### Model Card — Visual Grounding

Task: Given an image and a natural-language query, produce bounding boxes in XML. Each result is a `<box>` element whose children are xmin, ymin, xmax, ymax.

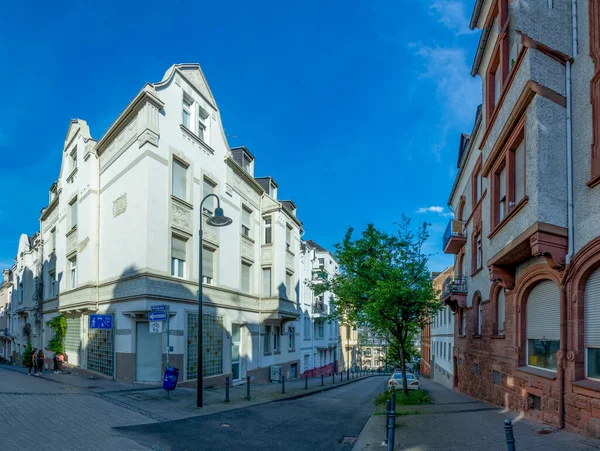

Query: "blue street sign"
<box><xmin>148</xmin><ymin>311</ymin><xmax>167</xmax><ymax>321</ymax></box>
<box><xmin>151</xmin><ymin>305</ymin><xmax>168</xmax><ymax>312</ymax></box>
<box><xmin>89</xmin><ymin>315</ymin><xmax>112</xmax><ymax>329</ymax></box>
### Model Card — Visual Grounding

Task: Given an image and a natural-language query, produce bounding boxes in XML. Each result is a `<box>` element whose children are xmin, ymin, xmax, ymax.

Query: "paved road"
<box><xmin>116</xmin><ymin>376</ymin><xmax>387</xmax><ymax>451</ymax></box>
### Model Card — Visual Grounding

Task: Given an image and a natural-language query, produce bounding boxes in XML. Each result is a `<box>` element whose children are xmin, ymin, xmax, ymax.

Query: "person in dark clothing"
<box><xmin>36</xmin><ymin>350</ymin><xmax>45</xmax><ymax>376</ymax></box>
<box><xmin>28</xmin><ymin>348</ymin><xmax>37</xmax><ymax>375</ymax></box>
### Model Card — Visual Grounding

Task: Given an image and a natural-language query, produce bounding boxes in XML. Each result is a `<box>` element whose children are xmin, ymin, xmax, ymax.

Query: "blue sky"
<box><xmin>0</xmin><ymin>0</ymin><xmax>481</xmax><ymax>272</ymax></box>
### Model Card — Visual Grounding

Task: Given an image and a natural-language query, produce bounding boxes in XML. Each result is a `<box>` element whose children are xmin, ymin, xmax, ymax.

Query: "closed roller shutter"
<box><xmin>526</xmin><ymin>280</ymin><xmax>560</xmax><ymax>341</ymax></box>
<box><xmin>585</xmin><ymin>269</ymin><xmax>600</xmax><ymax>347</ymax></box>
<box><xmin>65</xmin><ymin>317</ymin><xmax>81</xmax><ymax>353</ymax></box>
<box><xmin>498</xmin><ymin>289</ymin><xmax>506</xmax><ymax>334</ymax></box>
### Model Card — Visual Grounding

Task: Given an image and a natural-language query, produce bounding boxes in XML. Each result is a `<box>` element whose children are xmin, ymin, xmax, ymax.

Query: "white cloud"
<box><xmin>429</xmin><ymin>0</ymin><xmax>476</xmax><ymax>36</ymax></box>
<box><xmin>417</xmin><ymin>206</ymin><xmax>454</xmax><ymax>217</ymax></box>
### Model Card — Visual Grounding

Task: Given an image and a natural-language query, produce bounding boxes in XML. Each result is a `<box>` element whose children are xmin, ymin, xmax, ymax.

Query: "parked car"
<box><xmin>388</xmin><ymin>372</ymin><xmax>420</xmax><ymax>390</ymax></box>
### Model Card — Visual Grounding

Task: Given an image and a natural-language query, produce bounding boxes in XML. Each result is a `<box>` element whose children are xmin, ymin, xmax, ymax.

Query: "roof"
<box><xmin>470</xmin><ymin>0</ymin><xmax>484</xmax><ymax>30</ymax></box>
<box><xmin>305</xmin><ymin>240</ymin><xmax>327</xmax><ymax>253</ymax></box>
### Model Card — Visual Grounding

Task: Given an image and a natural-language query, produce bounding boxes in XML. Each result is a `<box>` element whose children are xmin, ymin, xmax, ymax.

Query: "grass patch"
<box><xmin>374</xmin><ymin>389</ymin><xmax>431</xmax><ymax>407</ymax></box>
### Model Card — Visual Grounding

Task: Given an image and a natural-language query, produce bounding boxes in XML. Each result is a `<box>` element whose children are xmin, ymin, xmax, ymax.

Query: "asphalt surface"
<box><xmin>115</xmin><ymin>376</ymin><xmax>387</xmax><ymax>451</ymax></box>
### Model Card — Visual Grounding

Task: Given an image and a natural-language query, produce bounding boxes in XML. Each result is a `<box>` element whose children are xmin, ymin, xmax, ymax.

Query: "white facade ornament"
<box><xmin>100</xmin><ymin>117</ymin><xmax>138</xmax><ymax>168</ymax></box>
<box><xmin>112</xmin><ymin>194</ymin><xmax>128</xmax><ymax>217</ymax></box>
<box><xmin>172</xmin><ymin>203</ymin><xmax>192</xmax><ymax>232</ymax></box>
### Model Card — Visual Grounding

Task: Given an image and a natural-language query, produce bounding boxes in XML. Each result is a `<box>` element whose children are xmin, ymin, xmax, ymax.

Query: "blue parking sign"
<box><xmin>89</xmin><ymin>315</ymin><xmax>112</xmax><ymax>329</ymax></box>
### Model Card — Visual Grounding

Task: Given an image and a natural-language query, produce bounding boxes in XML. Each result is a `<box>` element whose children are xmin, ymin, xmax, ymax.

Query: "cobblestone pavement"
<box><xmin>0</xmin><ymin>366</ymin><xmax>154</xmax><ymax>450</ymax></box>
<box><xmin>354</xmin><ymin>377</ymin><xmax>600</xmax><ymax>450</ymax></box>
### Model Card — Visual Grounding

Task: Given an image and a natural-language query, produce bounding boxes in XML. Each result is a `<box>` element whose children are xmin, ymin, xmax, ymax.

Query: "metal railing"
<box><xmin>312</xmin><ymin>302</ymin><xmax>328</xmax><ymax>315</ymax></box>
<box><xmin>442</xmin><ymin>219</ymin><xmax>465</xmax><ymax>250</ymax></box>
<box><xmin>441</xmin><ymin>276</ymin><xmax>467</xmax><ymax>299</ymax></box>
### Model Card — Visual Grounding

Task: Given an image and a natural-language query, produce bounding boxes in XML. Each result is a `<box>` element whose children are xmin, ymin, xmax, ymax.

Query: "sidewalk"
<box><xmin>0</xmin><ymin>362</ymin><xmax>379</xmax><ymax>422</ymax></box>
<box><xmin>353</xmin><ymin>377</ymin><xmax>600</xmax><ymax>450</ymax></box>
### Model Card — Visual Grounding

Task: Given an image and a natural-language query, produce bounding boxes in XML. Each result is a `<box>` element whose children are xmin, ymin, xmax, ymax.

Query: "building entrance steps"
<box><xmin>353</xmin><ymin>378</ymin><xmax>600</xmax><ymax>450</ymax></box>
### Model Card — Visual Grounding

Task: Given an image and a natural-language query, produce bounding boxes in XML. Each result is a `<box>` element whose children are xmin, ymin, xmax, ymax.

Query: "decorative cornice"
<box><xmin>40</xmin><ymin>197</ymin><xmax>59</xmax><ymax>222</ymax></box>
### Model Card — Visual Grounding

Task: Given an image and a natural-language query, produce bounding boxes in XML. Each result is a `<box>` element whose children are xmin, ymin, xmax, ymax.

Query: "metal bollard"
<box><xmin>341</xmin><ymin>371</ymin><xmax>344</xmax><ymax>382</ymax></box>
<box><xmin>321</xmin><ymin>374</ymin><xmax>324</xmax><ymax>386</ymax></box>
<box><xmin>304</xmin><ymin>376</ymin><xmax>308</xmax><ymax>390</ymax></box>
<box><xmin>388</xmin><ymin>389</ymin><xmax>396</xmax><ymax>451</ymax></box>
<box><xmin>246</xmin><ymin>375</ymin><xmax>251</xmax><ymax>400</ymax></box>
<box><xmin>225</xmin><ymin>376</ymin><xmax>230</xmax><ymax>403</ymax></box>
<box><xmin>332</xmin><ymin>372</ymin><xmax>335</xmax><ymax>384</ymax></box>
<box><xmin>281</xmin><ymin>376</ymin><xmax>285</xmax><ymax>394</ymax></box>
<box><xmin>347</xmin><ymin>368</ymin><xmax>350</xmax><ymax>380</ymax></box>
<box><xmin>504</xmin><ymin>419</ymin><xmax>516</xmax><ymax>451</ymax></box>
<box><xmin>385</xmin><ymin>400</ymin><xmax>391</xmax><ymax>444</ymax></box>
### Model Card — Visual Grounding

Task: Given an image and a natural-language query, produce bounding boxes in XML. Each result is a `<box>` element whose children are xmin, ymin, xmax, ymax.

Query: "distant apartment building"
<box><xmin>430</xmin><ymin>267</ymin><xmax>454</xmax><ymax>388</ymax></box>
<box><xmin>1</xmin><ymin>63</ymin><xmax>339</xmax><ymax>385</ymax></box>
<box><xmin>441</xmin><ymin>1</ymin><xmax>600</xmax><ymax>438</ymax></box>
<box><xmin>0</xmin><ymin>269</ymin><xmax>13</xmax><ymax>361</ymax></box>
<box><xmin>359</xmin><ymin>328</ymin><xmax>387</xmax><ymax>370</ymax></box>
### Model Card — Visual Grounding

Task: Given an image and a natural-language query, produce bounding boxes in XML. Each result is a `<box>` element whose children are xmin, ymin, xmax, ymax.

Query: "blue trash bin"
<box><xmin>163</xmin><ymin>367</ymin><xmax>179</xmax><ymax>391</ymax></box>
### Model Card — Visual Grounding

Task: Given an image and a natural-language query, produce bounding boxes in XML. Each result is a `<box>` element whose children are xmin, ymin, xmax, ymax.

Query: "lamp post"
<box><xmin>197</xmin><ymin>194</ymin><xmax>232</xmax><ymax>408</ymax></box>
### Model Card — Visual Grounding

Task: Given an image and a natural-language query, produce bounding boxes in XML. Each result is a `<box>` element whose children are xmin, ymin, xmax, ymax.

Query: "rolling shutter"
<box><xmin>65</xmin><ymin>317</ymin><xmax>81</xmax><ymax>353</ymax></box>
<box><xmin>172</xmin><ymin>237</ymin><xmax>186</xmax><ymax>261</ymax></box>
<box><xmin>203</xmin><ymin>248</ymin><xmax>214</xmax><ymax>278</ymax></box>
<box><xmin>526</xmin><ymin>280</ymin><xmax>560</xmax><ymax>341</ymax></box>
<box><xmin>497</xmin><ymin>290</ymin><xmax>506</xmax><ymax>334</ymax></box>
<box><xmin>514</xmin><ymin>140</ymin><xmax>525</xmax><ymax>203</ymax></box>
<box><xmin>585</xmin><ymin>269</ymin><xmax>600</xmax><ymax>347</ymax></box>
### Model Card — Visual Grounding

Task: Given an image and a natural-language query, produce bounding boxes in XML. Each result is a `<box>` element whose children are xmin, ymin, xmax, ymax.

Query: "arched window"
<box><xmin>497</xmin><ymin>289</ymin><xmax>505</xmax><ymax>335</ymax></box>
<box><xmin>472</xmin><ymin>292</ymin><xmax>482</xmax><ymax>336</ymax></box>
<box><xmin>526</xmin><ymin>280</ymin><xmax>560</xmax><ymax>371</ymax></box>
<box><xmin>457</xmin><ymin>196</ymin><xmax>466</xmax><ymax>222</ymax></box>
<box><xmin>460</xmin><ymin>309</ymin><xmax>467</xmax><ymax>336</ymax></box>
<box><xmin>478</xmin><ymin>302</ymin><xmax>483</xmax><ymax>335</ymax></box>
<box><xmin>584</xmin><ymin>268</ymin><xmax>600</xmax><ymax>379</ymax></box>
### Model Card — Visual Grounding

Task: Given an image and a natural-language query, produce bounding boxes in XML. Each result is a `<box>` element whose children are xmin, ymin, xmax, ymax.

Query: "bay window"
<box><xmin>584</xmin><ymin>268</ymin><xmax>600</xmax><ymax>379</ymax></box>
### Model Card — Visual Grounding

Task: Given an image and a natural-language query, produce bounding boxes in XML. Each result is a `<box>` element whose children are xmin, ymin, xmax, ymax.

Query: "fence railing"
<box><xmin>441</xmin><ymin>276</ymin><xmax>467</xmax><ymax>299</ymax></box>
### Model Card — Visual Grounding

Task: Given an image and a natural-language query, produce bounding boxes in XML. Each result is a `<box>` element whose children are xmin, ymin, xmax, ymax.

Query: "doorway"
<box><xmin>136</xmin><ymin>321</ymin><xmax>161</xmax><ymax>382</ymax></box>
<box><xmin>231</xmin><ymin>324</ymin><xmax>241</xmax><ymax>381</ymax></box>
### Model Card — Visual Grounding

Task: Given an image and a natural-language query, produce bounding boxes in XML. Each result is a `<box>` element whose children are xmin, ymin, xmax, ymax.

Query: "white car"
<box><xmin>388</xmin><ymin>372</ymin><xmax>420</xmax><ymax>390</ymax></box>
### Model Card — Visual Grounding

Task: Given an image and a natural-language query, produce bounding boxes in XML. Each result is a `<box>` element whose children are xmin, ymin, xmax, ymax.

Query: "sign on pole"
<box><xmin>151</xmin><ymin>305</ymin><xmax>168</xmax><ymax>312</ymax></box>
<box><xmin>148</xmin><ymin>311</ymin><xmax>167</xmax><ymax>321</ymax></box>
<box><xmin>150</xmin><ymin>321</ymin><xmax>163</xmax><ymax>334</ymax></box>
<box><xmin>89</xmin><ymin>315</ymin><xmax>112</xmax><ymax>329</ymax></box>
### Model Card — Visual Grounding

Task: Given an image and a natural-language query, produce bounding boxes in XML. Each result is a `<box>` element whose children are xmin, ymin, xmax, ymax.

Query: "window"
<box><xmin>241</xmin><ymin>262</ymin><xmax>251</xmax><ymax>294</ymax></box>
<box><xmin>182</xmin><ymin>97</ymin><xmax>192</xmax><ymax>129</ymax></box>
<box><xmin>584</xmin><ymin>269</ymin><xmax>600</xmax><ymax>379</ymax></box>
<box><xmin>171</xmin><ymin>236</ymin><xmax>187</xmax><ymax>278</ymax></box>
<box><xmin>19</xmin><ymin>282</ymin><xmax>23</xmax><ymax>303</ymax></box>
<box><xmin>197</xmin><ymin>108</ymin><xmax>207</xmax><ymax>141</ymax></box>
<box><xmin>69</xmin><ymin>257</ymin><xmax>77</xmax><ymax>289</ymax></box>
<box><xmin>493</xmin><ymin>370</ymin><xmax>501</xmax><ymax>385</ymax></box>
<box><xmin>472</xmin><ymin>159</ymin><xmax>483</xmax><ymax>205</ymax></box>
<box><xmin>242</xmin><ymin>207</ymin><xmax>251</xmax><ymax>237</ymax></box>
<box><xmin>202</xmin><ymin>246</ymin><xmax>214</xmax><ymax>285</ymax></box>
<box><xmin>286</xmin><ymin>272</ymin><xmax>293</xmax><ymax>299</ymax></box>
<box><xmin>286</xmin><ymin>225</ymin><xmax>292</xmax><ymax>250</ymax></box>
<box><xmin>497</xmin><ymin>289</ymin><xmax>506</xmax><ymax>335</ymax></box>
<box><xmin>304</xmin><ymin>315</ymin><xmax>312</xmax><ymax>340</ymax></box>
<box><xmin>304</xmin><ymin>354</ymin><xmax>309</xmax><ymax>370</ymax></box>
<box><xmin>514</xmin><ymin>139</ymin><xmax>525</xmax><ymax>204</ymax></box>
<box><xmin>70</xmin><ymin>147</ymin><xmax>77</xmax><ymax>171</ymax></box>
<box><xmin>262</xmin><ymin>268</ymin><xmax>271</xmax><ymax>297</ymax></box>
<box><xmin>70</xmin><ymin>198</ymin><xmax>78</xmax><ymax>230</ymax></box>
<box><xmin>203</xmin><ymin>179</ymin><xmax>215</xmax><ymax>213</ymax></box>
<box><xmin>273</xmin><ymin>326</ymin><xmax>280</xmax><ymax>352</ymax></box>
<box><xmin>476</xmin><ymin>234</ymin><xmax>482</xmax><ymax>270</ymax></box>
<box><xmin>318</xmin><ymin>258</ymin><xmax>325</xmax><ymax>269</ymax></box>
<box><xmin>484</xmin><ymin>0</ymin><xmax>509</xmax><ymax>124</ymax></box>
<box><xmin>50</xmin><ymin>228</ymin><xmax>56</xmax><ymax>252</ymax></box>
<box><xmin>448</xmin><ymin>307</ymin><xmax>452</xmax><ymax>324</ymax></box>
<box><xmin>318</xmin><ymin>321</ymin><xmax>324</xmax><ymax>338</ymax></box>
<box><xmin>443</xmin><ymin>342</ymin><xmax>446</xmax><ymax>360</ymax></box>
<box><xmin>264</xmin><ymin>325</ymin><xmax>271</xmax><ymax>354</ymax></box>
<box><xmin>448</xmin><ymin>343</ymin><xmax>452</xmax><ymax>361</ymax></box>
<box><xmin>242</xmin><ymin>154</ymin><xmax>251</xmax><ymax>174</ymax></box>
<box><xmin>526</xmin><ymin>280</ymin><xmax>560</xmax><ymax>371</ymax></box>
<box><xmin>477</xmin><ymin>302</ymin><xmax>483</xmax><ymax>335</ymax></box>
<box><xmin>172</xmin><ymin>159</ymin><xmax>187</xmax><ymax>201</ymax></box>
<box><xmin>498</xmin><ymin>166</ymin><xmax>507</xmax><ymax>221</ymax></box>
<box><xmin>288</xmin><ymin>326</ymin><xmax>295</xmax><ymax>351</ymax></box>
<box><xmin>474</xmin><ymin>363</ymin><xmax>479</xmax><ymax>375</ymax></box>
<box><xmin>263</xmin><ymin>217</ymin><xmax>272</xmax><ymax>244</ymax></box>
<box><xmin>49</xmin><ymin>270</ymin><xmax>56</xmax><ymax>298</ymax></box>
<box><xmin>461</xmin><ymin>309</ymin><xmax>467</xmax><ymax>336</ymax></box>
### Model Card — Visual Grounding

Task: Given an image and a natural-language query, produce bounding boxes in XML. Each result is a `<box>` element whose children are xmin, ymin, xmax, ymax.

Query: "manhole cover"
<box><xmin>339</xmin><ymin>437</ymin><xmax>357</xmax><ymax>444</ymax></box>
<box><xmin>220</xmin><ymin>423</ymin><xmax>231</xmax><ymax>428</ymax></box>
<box><xmin>536</xmin><ymin>427</ymin><xmax>553</xmax><ymax>435</ymax></box>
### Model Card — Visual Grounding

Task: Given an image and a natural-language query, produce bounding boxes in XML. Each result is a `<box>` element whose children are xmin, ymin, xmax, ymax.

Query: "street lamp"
<box><xmin>197</xmin><ymin>194</ymin><xmax>232</xmax><ymax>408</ymax></box>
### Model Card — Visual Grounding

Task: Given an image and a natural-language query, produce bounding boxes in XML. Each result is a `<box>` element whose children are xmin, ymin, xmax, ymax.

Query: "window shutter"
<box><xmin>241</xmin><ymin>263</ymin><xmax>250</xmax><ymax>293</ymax></box>
<box><xmin>172</xmin><ymin>237</ymin><xmax>186</xmax><ymax>261</ymax></box>
<box><xmin>497</xmin><ymin>289</ymin><xmax>506</xmax><ymax>334</ymax></box>
<box><xmin>203</xmin><ymin>248</ymin><xmax>213</xmax><ymax>278</ymax></box>
<box><xmin>203</xmin><ymin>180</ymin><xmax>214</xmax><ymax>211</ymax></box>
<box><xmin>242</xmin><ymin>209</ymin><xmax>251</xmax><ymax>229</ymax></box>
<box><xmin>526</xmin><ymin>280</ymin><xmax>560</xmax><ymax>341</ymax></box>
<box><xmin>262</xmin><ymin>268</ymin><xmax>271</xmax><ymax>297</ymax></box>
<box><xmin>172</xmin><ymin>160</ymin><xmax>187</xmax><ymax>200</ymax></box>
<box><xmin>514</xmin><ymin>140</ymin><xmax>525</xmax><ymax>203</ymax></box>
<box><xmin>585</xmin><ymin>268</ymin><xmax>600</xmax><ymax>347</ymax></box>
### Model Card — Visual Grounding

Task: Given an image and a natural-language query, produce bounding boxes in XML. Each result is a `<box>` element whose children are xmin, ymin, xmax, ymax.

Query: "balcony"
<box><xmin>443</xmin><ymin>220</ymin><xmax>466</xmax><ymax>254</ymax></box>
<box><xmin>312</xmin><ymin>302</ymin><xmax>328</xmax><ymax>317</ymax></box>
<box><xmin>311</xmin><ymin>269</ymin><xmax>328</xmax><ymax>281</ymax></box>
<box><xmin>440</xmin><ymin>276</ymin><xmax>467</xmax><ymax>313</ymax></box>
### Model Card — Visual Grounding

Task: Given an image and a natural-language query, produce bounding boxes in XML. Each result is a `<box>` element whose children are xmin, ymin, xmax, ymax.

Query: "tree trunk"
<box><xmin>399</xmin><ymin>341</ymin><xmax>408</xmax><ymax>396</ymax></box>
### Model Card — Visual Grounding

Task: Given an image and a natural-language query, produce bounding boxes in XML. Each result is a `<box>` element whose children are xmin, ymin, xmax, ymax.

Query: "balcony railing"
<box><xmin>441</xmin><ymin>276</ymin><xmax>467</xmax><ymax>299</ymax></box>
<box><xmin>311</xmin><ymin>269</ymin><xmax>328</xmax><ymax>281</ymax></box>
<box><xmin>312</xmin><ymin>302</ymin><xmax>328</xmax><ymax>315</ymax></box>
<box><xmin>443</xmin><ymin>219</ymin><xmax>466</xmax><ymax>254</ymax></box>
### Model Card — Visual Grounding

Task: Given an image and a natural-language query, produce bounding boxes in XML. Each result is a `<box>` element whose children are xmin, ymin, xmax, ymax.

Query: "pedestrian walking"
<box><xmin>36</xmin><ymin>349</ymin><xmax>45</xmax><ymax>376</ymax></box>
<box><xmin>28</xmin><ymin>348</ymin><xmax>37</xmax><ymax>375</ymax></box>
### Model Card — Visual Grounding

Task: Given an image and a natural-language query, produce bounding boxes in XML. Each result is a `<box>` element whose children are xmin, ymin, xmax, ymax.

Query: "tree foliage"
<box><xmin>309</xmin><ymin>216</ymin><xmax>440</xmax><ymax>394</ymax></box>
<box><xmin>46</xmin><ymin>315</ymin><xmax>67</xmax><ymax>355</ymax></box>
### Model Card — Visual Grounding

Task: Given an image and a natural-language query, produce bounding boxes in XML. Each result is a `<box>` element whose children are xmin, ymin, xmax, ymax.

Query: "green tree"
<box><xmin>46</xmin><ymin>315</ymin><xmax>67</xmax><ymax>355</ymax></box>
<box><xmin>310</xmin><ymin>216</ymin><xmax>440</xmax><ymax>395</ymax></box>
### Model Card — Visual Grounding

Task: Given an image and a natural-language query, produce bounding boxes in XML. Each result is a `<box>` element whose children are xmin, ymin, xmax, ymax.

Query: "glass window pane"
<box><xmin>203</xmin><ymin>180</ymin><xmax>215</xmax><ymax>212</ymax></box>
<box><xmin>71</xmin><ymin>201</ymin><xmax>78</xmax><ymax>228</ymax></box>
<box><xmin>172</xmin><ymin>160</ymin><xmax>187</xmax><ymax>200</ymax></box>
<box><xmin>241</xmin><ymin>263</ymin><xmax>250</xmax><ymax>293</ymax></box>
<box><xmin>528</xmin><ymin>339</ymin><xmax>559</xmax><ymax>370</ymax></box>
<box><xmin>203</xmin><ymin>248</ymin><xmax>214</xmax><ymax>278</ymax></box>
<box><xmin>172</xmin><ymin>236</ymin><xmax>186</xmax><ymax>261</ymax></box>
<box><xmin>588</xmin><ymin>348</ymin><xmax>600</xmax><ymax>379</ymax></box>
<box><xmin>232</xmin><ymin>325</ymin><xmax>241</xmax><ymax>343</ymax></box>
<box><xmin>262</xmin><ymin>268</ymin><xmax>271</xmax><ymax>297</ymax></box>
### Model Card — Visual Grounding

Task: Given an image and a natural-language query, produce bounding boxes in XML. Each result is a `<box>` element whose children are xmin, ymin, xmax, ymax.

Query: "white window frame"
<box><xmin>182</xmin><ymin>96</ymin><xmax>192</xmax><ymax>130</ymax></box>
<box><xmin>171</xmin><ymin>235</ymin><xmax>187</xmax><ymax>279</ymax></box>
<box><xmin>203</xmin><ymin>178</ymin><xmax>216</xmax><ymax>214</ymax></box>
<box><xmin>202</xmin><ymin>246</ymin><xmax>215</xmax><ymax>285</ymax></box>
<box><xmin>70</xmin><ymin>146</ymin><xmax>78</xmax><ymax>172</ymax></box>
<box><xmin>242</xmin><ymin>206</ymin><xmax>252</xmax><ymax>237</ymax></box>
<box><xmin>69</xmin><ymin>257</ymin><xmax>77</xmax><ymax>289</ymax></box>
<box><xmin>197</xmin><ymin>106</ymin><xmax>208</xmax><ymax>141</ymax></box>
<box><xmin>262</xmin><ymin>267</ymin><xmax>272</xmax><ymax>297</ymax></box>
<box><xmin>241</xmin><ymin>261</ymin><xmax>252</xmax><ymax>294</ymax></box>
<box><xmin>172</xmin><ymin>158</ymin><xmax>188</xmax><ymax>201</ymax></box>
<box><xmin>69</xmin><ymin>198</ymin><xmax>78</xmax><ymax>230</ymax></box>
<box><xmin>286</xmin><ymin>224</ymin><xmax>292</xmax><ymax>250</ymax></box>
<box><xmin>288</xmin><ymin>326</ymin><xmax>295</xmax><ymax>351</ymax></box>
<box><xmin>263</xmin><ymin>216</ymin><xmax>272</xmax><ymax>244</ymax></box>
<box><xmin>273</xmin><ymin>326</ymin><xmax>280</xmax><ymax>352</ymax></box>
<box><xmin>49</xmin><ymin>270</ymin><xmax>56</xmax><ymax>298</ymax></box>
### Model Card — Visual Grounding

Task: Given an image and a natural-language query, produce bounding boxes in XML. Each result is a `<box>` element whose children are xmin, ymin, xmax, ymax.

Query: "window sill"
<box><xmin>273</xmin><ymin>351</ymin><xmax>281</xmax><ymax>355</ymax></box>
<box><xmin>491</xmin><ymin>334</ymin><xmax>505</xmax><ymax>339</ymax></box>
<box><xmin>66</xmin><ymin>167</ymin><xmax>78</xmax><ymax>183</ymax></box>
<box><xmin>573</xmin><ymin>379</ymin><xmax>600</xmax><ymax>393</ymax></box>
<box><xmin>472</xmin><ymin>334</ymin><xmax>482</xmax><ymax>339</ymax></box>
<box><xmin>488</xmin><ymin>196</ymin><xmax>529</xmax><ymax>240</ymax></box>
<box><xmin>471</xmin><ymin>267</ymin><xmax>483</xmax><ymax>277</ymax></box>
<box><xmin>264</xmin><ymin>352</ymin><xmax>272</xmax><ymax>356</ymax></box>
<box><xmin>241</xmin><ymin>234</ymin><xmax>255</xmax><ymax>244</ymax></box>
<box><xmin>288</xmin><ymin>348</ymin><xmax>295</xmax><ymax>352</ymax></box>
<box><xmin>171</xmin><ymin>195</ymin><xmax>193</xmax><ymax>209</ymax></box>
<box><xmin>180</xmin><ymin>125</ymin><xmax>214</xmax><ymax>154</ymax></box>
<box><xmin>516</xmin><ymin>366</ymin><xmax>557</xmax><ymax>380</ymax></box>
<box><xmin>588</xmin><ymin>174</ymin><xmax>600</xmax><ymax>189</ymax></box>
<box><xmin>458</xmin><ymin>335</ymin><xmax>466</xmax><ymax>338</ymax></box>
<box><xmin>286</xmin><ymin>249</ymin><xmax>295</xmax><ymax>257</ymax></box>
<box><xmin>65</xmin><ymin>226</ymin><xmax>78</xmax><ymax>238</ymax></box>
<box><xmin>261</xmin><ymin>243</ymin><xmax>273</xmax><ymax>247</ymax></box>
